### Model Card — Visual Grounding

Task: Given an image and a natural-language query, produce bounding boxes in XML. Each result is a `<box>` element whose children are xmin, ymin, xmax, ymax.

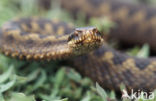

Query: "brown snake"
<box><xmin>0</xmin><ymin>0</ymin><xmax>156</xmax><ymax>91</ymax></box>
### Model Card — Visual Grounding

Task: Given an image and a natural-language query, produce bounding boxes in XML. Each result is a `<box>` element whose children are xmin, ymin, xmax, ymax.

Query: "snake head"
<box><xmin>68</xmin><ymin>26</ymin><xmax>104</xmax><ymax>55</ymax></box>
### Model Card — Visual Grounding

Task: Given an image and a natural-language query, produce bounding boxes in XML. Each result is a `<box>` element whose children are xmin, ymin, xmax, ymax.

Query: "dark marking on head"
<box><xmin>134</xmin><ymin>58</ymin><xmax>151</xmax><ymax>70</ymax></box>
<box><xmin>68</xmin><ymin>33</ymin><xmax>75</xmax><ymax>42</ymax></box>
<box><xmin>64</xmin><ymin>27</ymin><xmax>74</xmax><ymax>35</ymax></box>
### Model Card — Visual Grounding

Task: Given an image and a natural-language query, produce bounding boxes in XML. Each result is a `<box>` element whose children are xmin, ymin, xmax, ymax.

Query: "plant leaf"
<box><xmin>137</xmin><ymin>44</ymin><xmax>150</xmax><ymax>58</ymax></box>
<box><xmin>0</xmin><ymin>75</ymin><xmax>16</xmax><ymax>93</ymax></box>
<box><xmin>10</xmin><ymin>93</ymin><xmax>35</xmax><ymax>101</ymax></box>
<box><xmin>0</xmin><ymin>65</ymin><xmax>14</xmax><ymax>84</ymax></box>
<box><xmin>96</xmin><ymin>82</ymin><xmax>107</xmax><ymax>101</ymax></box>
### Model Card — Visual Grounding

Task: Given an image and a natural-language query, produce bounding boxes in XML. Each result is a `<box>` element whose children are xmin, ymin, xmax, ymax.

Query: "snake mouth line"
<box><xmin>72</xmin><ymin>34</ymin><xmax>103</xmax><ymax>44</ymax></box>
<box><xmin>68</xmin><ymin>26</ymin><xmax>103</xmax><ymax>46</ymax></box>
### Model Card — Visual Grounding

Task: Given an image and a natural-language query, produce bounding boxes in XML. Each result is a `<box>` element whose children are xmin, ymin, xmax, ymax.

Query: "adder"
<box><xmin>0</xmin><ymin>0</ymin><xmax>156</xmax><ymax>91</ymax></box>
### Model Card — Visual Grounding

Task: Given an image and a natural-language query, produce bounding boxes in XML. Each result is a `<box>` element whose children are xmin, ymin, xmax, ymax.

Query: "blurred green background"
<box><xmin>0</xmin><ymin>0</ymin><xmax>156</xmax><ymax>101</ymax></box>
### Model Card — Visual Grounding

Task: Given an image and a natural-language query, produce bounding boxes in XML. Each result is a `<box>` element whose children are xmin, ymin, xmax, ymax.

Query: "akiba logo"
<box><xmin>122</xmin><ymin>89</ymin><xmax>155</xmax><ymax>100</ymax></box>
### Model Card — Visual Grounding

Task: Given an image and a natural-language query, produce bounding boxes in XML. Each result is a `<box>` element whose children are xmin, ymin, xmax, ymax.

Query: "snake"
<box><xmin>0</xmin><ymin>0</ymin><xmax>156</xmax><ymax>92</ymax></box>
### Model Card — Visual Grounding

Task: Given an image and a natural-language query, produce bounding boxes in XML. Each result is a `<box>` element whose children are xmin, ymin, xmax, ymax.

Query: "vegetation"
<box><xmin>0</xmin><ymin>0</ymin><xmax>155</xmax><ymax>101</ymax></box>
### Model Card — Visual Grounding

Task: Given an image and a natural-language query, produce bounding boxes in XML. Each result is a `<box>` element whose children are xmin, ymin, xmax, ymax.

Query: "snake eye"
<box><xmin>68</xmin><ymin>29</ymin><xmax>85</xmax><ymax>42</ymax></box>
<box><xmin>93</xmin><ymin>28</ymin><xmax>97</xmax><ymax>33</ymax></box>
<box><xmin>68</xmin><ymin>34</ymin><xmax>74</xmax><ymax>42</ymax></box>
<box><xmin>68</xmin><ymin>32</ymin><xmax>79</xmax><ymax>42</ymax></box>
<box><xmin>95</xmin><ymin>31</ymin><xmax>102</xmax><ymax>37</ymax></box>
<box><xmin>68</xmin><ymin>27</ymin><xmax>104</xmax><ymax>56</ymax></box>
<box><xmin>92</xmin><ymin>28</ymin><xmax>101</xmax><ymax>36</ymax></box>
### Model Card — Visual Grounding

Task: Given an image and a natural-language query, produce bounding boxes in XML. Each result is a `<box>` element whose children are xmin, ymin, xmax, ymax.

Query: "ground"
<box><xmin>0</xmin><ymin>0</ymin><xmax>156</xmax><ymax>101</ymax></box>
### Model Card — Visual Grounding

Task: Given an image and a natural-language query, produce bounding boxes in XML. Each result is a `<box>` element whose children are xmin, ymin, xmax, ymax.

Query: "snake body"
<box><xmin>0</xmin><ymin>18</ymin><xmax>103</xmax><ymax>60</ymax></box>
<box><xmin>61</xmin><ymin>0</ymin><xmax>156</xmax><ymax>50</ymax></box>
<box><xmin>0</xmin><ymin>0</ymin><xmax>156</xmax><ymax>91</ymax></box>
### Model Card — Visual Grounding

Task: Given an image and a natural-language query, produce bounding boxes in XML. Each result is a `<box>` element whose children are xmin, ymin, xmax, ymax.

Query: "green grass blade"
<box><xmin>0</xmin><ymin>65</ymin><xmax>14</xmax><ymax>84</ymax></box>
<box><xmin>0</xmin><ymin>75</ymin><xmax>16</xmax><ymax>93</ymax></box>
<box><xmin>96</xmin><ymin>82</ymin><xmax>108</xmax><ymax>101</ymax></box>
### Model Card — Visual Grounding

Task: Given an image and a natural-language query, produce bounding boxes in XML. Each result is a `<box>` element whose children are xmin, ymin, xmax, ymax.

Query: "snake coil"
<box><xmin>0</xmin><ymin>0</ymin><xmax>156</xmax><ymax>91</ymax></box>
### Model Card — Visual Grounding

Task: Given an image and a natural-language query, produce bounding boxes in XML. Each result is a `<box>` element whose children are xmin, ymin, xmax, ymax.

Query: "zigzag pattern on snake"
<box><xmin>0</xmin><ymin>0</ymin><xmax>156</xmax><ymax>91</ymax></box>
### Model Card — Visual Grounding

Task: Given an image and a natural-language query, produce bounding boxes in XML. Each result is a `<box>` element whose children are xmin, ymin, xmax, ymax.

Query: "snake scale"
<box><xmin>0</xmin><ymin>0</ymin><xmax>156</xmax><ymax>91</ymax></box>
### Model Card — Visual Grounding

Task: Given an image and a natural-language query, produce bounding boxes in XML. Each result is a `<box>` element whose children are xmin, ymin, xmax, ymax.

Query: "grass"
<box><xmin>0</xmin><ymin>0</ymin><xmax>155</xmax><ymax>101</ymax></box>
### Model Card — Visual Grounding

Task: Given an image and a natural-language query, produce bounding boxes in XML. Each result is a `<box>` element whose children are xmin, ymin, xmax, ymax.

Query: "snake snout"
<box><xmin>68</xmin><ymin>26</ymin><xmax>103</xmax><ymax>44</ymax></box>
<box><xmin>68</xmin><ymin>26</ymin><xmax>104</xmax><ymax>55</ymax></box>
